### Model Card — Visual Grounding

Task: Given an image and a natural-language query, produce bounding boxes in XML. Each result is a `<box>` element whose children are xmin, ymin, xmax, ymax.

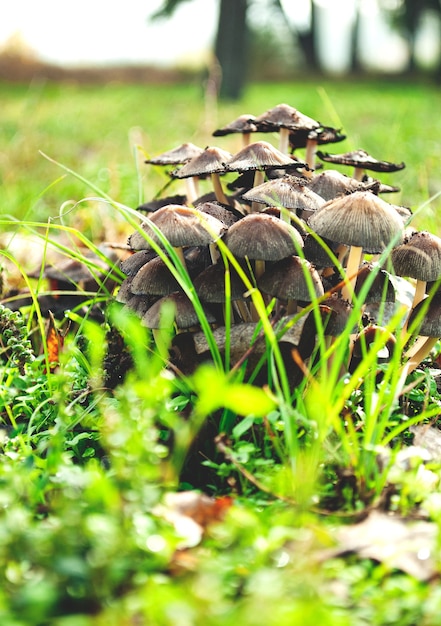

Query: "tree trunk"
<box><xmin>214</xmin><ymin>0</ymin><xmax>249</xmax><ymax>100</ymax></box>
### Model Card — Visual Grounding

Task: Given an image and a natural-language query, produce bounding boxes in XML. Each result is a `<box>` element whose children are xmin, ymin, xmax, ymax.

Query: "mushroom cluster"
<box><xmin>116</xmin><ymin>102</ymin><xmax>441</xmax><ymax>386</ymax></box>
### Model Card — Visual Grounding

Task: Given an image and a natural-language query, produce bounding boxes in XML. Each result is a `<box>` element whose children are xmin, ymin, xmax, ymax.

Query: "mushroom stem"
<box><xmin>211</xmin><ymin>173</ymin><xmax>229</xmax><ymax>205</ymax></box>
<box><xmin>411</xmin><ymin>279</ymin><xmax>427</xmax><ymax>309</ymax></box>
<box><xmin>353</xmin><ymin>166</ymin><xmax>365</xmax><ymax>181</ymax></box>
<box><xmin>234</xmin><ymin>300</ymin><xmax>252</xmax><ymax>323</ymax></box>
<box><xmin>304</xmin><ymin>138</ymin><xmax>318</xmax><ymax>176</ymax></box>
<box><xmin>342</xmin><ymin>245</ymin><xmax>363</xmax><ymax>301</ymax></box>
<box><xmin>251</xmin><ymin>170</ymin><xmax>265</xmax><ymax>213</ymax></box>
<box><xmin>279</xmin><ymin>128</ymin><xmax>290</xmax><ymax>154</ymax></box>
<box><xmin>401</xmin><ymin>280</ymin><xmax>427</xmax><ymax>340</ymax></box>
<box><xmin>185</xmin><ymin>176</ymin><xmax>199</xmax><ymax>204</ymax></box>
<box><xmin>400</xmin><ymin>336</ymin><xmax>439</xmax><ymax>377</ymax></box>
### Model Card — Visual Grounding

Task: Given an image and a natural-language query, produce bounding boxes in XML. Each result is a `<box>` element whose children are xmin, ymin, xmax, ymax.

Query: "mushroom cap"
<box><xmin>242</xmin><ymin>175</ymin><xmax>325</xmax><ymax>213</ymax></box>
<box><xmin>303</xmin><ymin>233</ymin><xmax>340</xmax><ymax>269</ymax></box>
<box><xmin>253</xmin><ymin>103</ymin><xmax>320</xmax><ymax>133</ymax></box>
<box><xmin>391</xmin><ymin>231</ymin><xmax>441</xmax><ymax>282</ymax></box>
<box><xmin>136</xmin><ymin>194</ymin><xmax>187</xmax><ymax>213</ymax></box>
<box><xmin>316</xmin><ymin>149</ymin><xmax>405</xmax><ymax>173</ymax></box>
<box><xmin>407</xmin><ymin>293</ymin><xmax>441</xmax><ymax>337</ymax></box>
<box><xmin>289</xmin><ymin>126</ymin><xmax>346</xmax><ymax>150</ymax></box>
<box><xmin>308</xmin><ymin>169</ymin><xmax>377</xmax><ymax>201</ymax></box>
<box><xmin>145</xmin><ymin>142</ymin><xmax>204</xmax><ymax>165</ymax></box>
<box><xmin>130</xmin><ymin>256</ymin><xmax>182</xmax><ymax>297</ymax></box>
<box><xmin>193</xmin><ymin>262</ymin><xmax>250</xmax><ymax>303</ymax></box>
<box><xmin>320</xmin><ymin>294</ymin><xmax>356</xmax><ymax>335</ymax></box>
<box><xmin>307</xmin><ymin>191</ymin><xmax>404</xmax><ymax>254</ymax></box>
<box><xmin>355</xmin><ymin>262</ymin><xmax>396</xmax><ymax>303</ymax></box>
<box><xmin>195</xmin><ymin>201</ymin><xmax>242</xmax><ymax>227</ymax></box>
<box><xmin>225</xmin><ymin>141</ymin><xmax>305</xmax><ymax>173</ymax></box>
<box><xmin>128</xmin><ymin>205</ymin><xmax>227</xmax><ymax>251</ymax></box>
<box><xmin>212</xmin><ymin>114</ymin><xmax>258</xmax><ymax>137</ymax></box>
<box><xmin>172</xmin><ymin>146</ymin><xmax>233</xmax><ymax>178</ymax></box>
<box><xmin>258</xmin><ymin>255</ymin><xmax>324</xmax><ymax>302</ymax></box>
<box><xmin>142</xmin><ymin>291</ymin><xmax>215</xmax><ymax>329</ymax></box>
<box><xmin>225</xmin><ymin>213</ymin><xmax>304</xmax><ymax>261</ymax></box>
<box><xmin>119</xmin><ymin>250</ymin><xmax>158</xmax><ymax>276</ymax></box>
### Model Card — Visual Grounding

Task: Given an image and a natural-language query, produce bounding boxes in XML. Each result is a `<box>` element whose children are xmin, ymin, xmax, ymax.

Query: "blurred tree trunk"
<box><xmin>214</xmin><ymin>0</ymin><xmax>249</xmax><ymax>100</ymax></box>
<box><xmin>349</xmin><ymin>0</ymin><xmax>362</xmax><ymax>73</ymax></box>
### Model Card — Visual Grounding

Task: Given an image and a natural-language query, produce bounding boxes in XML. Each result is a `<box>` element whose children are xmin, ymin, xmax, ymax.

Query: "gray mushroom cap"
<box><xmin>316</xmin><ymin>149</ymin><xmax>405</xmax><ymax>173</ymax></box>
<box><xmin>307</xmin><ymin>191</ymin><xmax>404</xmax><ymax>254</ymax></box>
<box><xmin>253</xmin><ymin>103</ymin><xmax>320</xmax><ymax>133</ymax></box>
<box><xmin>130</xmin><ymin>256</ymin><xmax>182</xmax><ymax>296</ymax></box>
<box><xmin>257</xmin><ymin>255</ymin><xmax>324</xmax><ymax>302</ymax></box>
<box><xmin>391</xmin><ymin>231</ymin><xmax>441</xmax><ymax>282</ymax></box>
<box><xmin>212</xmin><ymin>114</ymin><xmax>258</xmax><ymax>137</ymax></box>
<box><xmin>142</xmin><ymin>291</ymin><xmax>216</xmax><ymax>329</ymax></box>
<box><xmin>145</xmin><ymin>142</ymin><xmax>204</xmax><ymax>165</ymax></box>
<box><xmin>242</xmin><ymin>175</ymin><xmax>325</xmax><ymax>213</ymax></box>
<box><xmin>225</xmin><ymin>213</ymin><xmax>304</xmax><ymax>261</ymax></box>
<box><xmin>225</xmin><ymin>141</ymin><xmax>305</xmax><ymax>172</ymax></box>
<box><xmin>407</xmin><ymin>293</ymin><xmax>441</xmax><ymax>337</ymax></box>
<box><xmin>128</xmin><ymin>205</ymin><xmax>227</xmax><ymax>251</ymax></box>
<box><xmin>172</xmin><ymin>146</ymin><xmax>233</xmax><ymax>178</ymax></box>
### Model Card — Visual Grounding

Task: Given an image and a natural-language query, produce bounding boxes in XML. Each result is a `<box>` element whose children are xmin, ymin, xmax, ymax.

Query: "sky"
<box><xmin>0</xmin><ymin>0</ymin><xmax>217</xmax><ymax>67</ymax></box>
<box><xmin>0</xmin><ymin>0</ymin><xmax>437</xmax><ymax>73</ymax></box>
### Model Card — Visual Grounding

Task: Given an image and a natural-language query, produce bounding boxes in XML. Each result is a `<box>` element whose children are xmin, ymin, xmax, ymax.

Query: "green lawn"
<box><xmin>2</xmin><ymin>78</ymin><xmax>441</xmax><ymax>231</ymax></box>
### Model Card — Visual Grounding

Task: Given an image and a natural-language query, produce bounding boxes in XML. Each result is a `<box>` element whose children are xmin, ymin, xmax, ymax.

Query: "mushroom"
<box><xmin>225</xmin><ymin>213</ymin><xmax>304</xmax><ymax>280</ymax></box>
<box><xmin>257</xmin><ymin>255</ymin><xmax>324</xmax><ymax>314</ymax></box>
<box><xmin>142</xmin><ymin>290</ymin><xmax>216</xmax><ymax>359</ymax></box>
<box><xmin>307</xmin><ymin>169</ymin><xmax>378</xmax><ymax>202</ymax></box>
<box><xmin>212</xmin><ymin>114</ymin><xmax>258</xmax><ymax>148</ymax></box>
<box><xmin>307</xmin><ymin>191</ymin><xmax>405</xmax><ymax>301</ymax></box>
<box><xmin>193</xmin><ymin>261</ymin><xmax>252</xmax><ymax>323</ymax></box>
<box><xmin>349</xmin><ymin>324</ymin><xmax>397</xmax><ymax>375</ymax></box>
<box><xmin>145</xmin><ymin>142</ymin><xmax>204</xmax><ymax>204</ymax></box>
<box><xmin>316</xmin><ymin>149</ymin><xmax>405</xmax><ymax>182</ymax></box>
<box><xmin>253</xmin><ymin>103</ymin><xmax>320</xmax><ymax>155</ymax></box>
<box><xmin>171</xmin><ymin>146</ymin><xmax>233</xmax><ymax>206</ymax></box>
<box><xmin>241</xmin><ymin>175</ymin><xmax>325</xmax><ymax>221</ymax></box>
<box><xmin>391</xmin><ymin>231</ymin><xmax>441</xmax><ymax>310</ymax></box>
<box><xmin>128</xmin><ymin>204</ymin><xmax>226</xmax><ymax>269</ymax></box>
<box><xmin>400</xmin><ymin>293</ymin><xmax>441</xmax><ymax>377</ymax></box>
<box><xmin>225</xmin><ymin>141</ymin><xmax>306</xmax><ymax>215</ymax></box>
<box><xmin>289</xmin><ymin>126</ymin><xmax>346</xmax><ymax>172</ymax></box>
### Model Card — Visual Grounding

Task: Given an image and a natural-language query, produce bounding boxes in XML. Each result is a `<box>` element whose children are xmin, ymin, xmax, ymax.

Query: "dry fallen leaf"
<box><xmin>331</xmin><ymin>511</ymin><xmax>437</xmax><ymax>581</ymax></box>
<box><xmin>153</xmin><ymin>491</ymin><xmax>233</xmax><ymax>549</ymax></box>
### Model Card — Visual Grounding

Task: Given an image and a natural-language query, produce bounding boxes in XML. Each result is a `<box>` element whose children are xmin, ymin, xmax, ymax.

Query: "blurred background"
<box><xmin>1</xmin><ymin>0</ymin><xmax>440</xmax><ymax>99</ymax></box>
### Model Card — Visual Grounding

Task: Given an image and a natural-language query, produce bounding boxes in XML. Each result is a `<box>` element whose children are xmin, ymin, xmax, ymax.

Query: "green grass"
<box><xmin>2</xmin><ymin>78</ymin><xmax>441</xmax><ymax>235</ymax></box>
<box><xmin>2</xmin><ymin>77</ymin><xmax>441</xmax><ymax>624</ymax></box>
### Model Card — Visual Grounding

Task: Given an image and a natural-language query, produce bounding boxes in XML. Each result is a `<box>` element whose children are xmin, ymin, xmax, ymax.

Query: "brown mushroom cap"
<box><xmin>172</xmin><ymin>146</ymin><xmax>233</xmax><ymax>178</ymax></box>
<box><xmin>316</xmin><ymin>149</ymin><xmax>405</xmax><ymax>174</ymax></box>
<box><xmin>289</xmin><ymin>126</ymin><xmax>346</xmax><ymax>150</ymax></box>
<box><xmin>128</xmin><ymin>205</ymin><xmax>226</xmax><ymax>251</ymax></box>
<box><xmin>225</xmin><ymin>141</ymin><xmax>306</xmax><ymax>173</ymax></box>
<box><xmin>407</xmin><ymin>293</ymin><xmax>441</xmax><ymax>337</ymax></box>
<box><xmin>193</xmin><ymin>262</ymin><xmax>250</xmax><ymax>303</ymax></box>
<box><xmin>307</xmin><ymin>191</ymin><xmax>404</xmax><ymax>254</ymax></box>
<box><xmin>257</xmin><ymin>255</ymin><xmax>324</xmax><ymax>302</ymax></box>
<box><xmin>142</xmin><ymin>291</ymin><xmax>215</xmax><ymax>329</ymax></box>
<box><xmin>225</xmin><ymin>213</ymin><xmax>304</xmax><ymax>261</ymax></box>
<box><xmin>145</xmin><ymin>142</ymin><xmax>204</xmax><ymax>165</ymax></box>
<box><xmin>391</xmin><ymin>231</ymin><xmax>441</xmax><ymax>282</ymax></box>
<box><xmin>253</xmin><ymin>103</ymin><xmax>320</xmax><ymax>133</ymax></box>
<box><xmin>212</xmin><ymin>114</ymin><xmax>258</xmax><ymax>137</ymax></box>
<box><xmin>241</xmin><ymin>175</ymin><xmax>325</xmax><ymax>214</ymax></box>
<box><xmin>308</xmin><ymin>169</ymin><xmax>378</xmax><ymax>201</ymax></box>
<box><xmin>130</xmin><ymin>256</ymin><xmax>182</xmax><ymax>297</ymax></box>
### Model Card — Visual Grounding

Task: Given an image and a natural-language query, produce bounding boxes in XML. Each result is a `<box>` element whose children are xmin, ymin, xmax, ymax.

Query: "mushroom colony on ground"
<box><xmin>116</xmin><ymin>102</ymin><xmax>441</xmax><ymax>388</ymax></box>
